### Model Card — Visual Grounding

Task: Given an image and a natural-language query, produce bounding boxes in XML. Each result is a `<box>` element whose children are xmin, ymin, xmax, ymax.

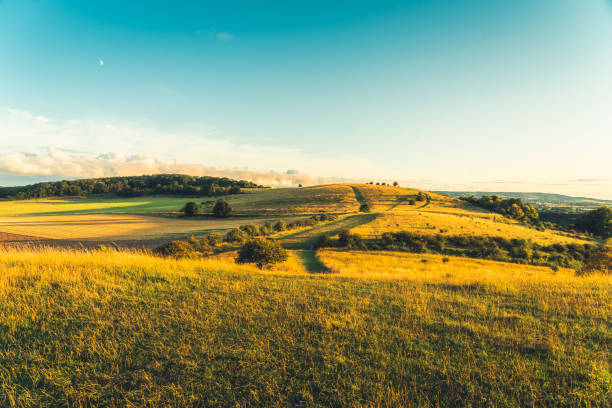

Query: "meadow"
<box><xmin>0</xmin><ymin>247</ymin><xmax>609</xmax><ymax>407</ymax></box>
<box><xmin>0</xmin><ymin>184</ymin><xmax>608</xmax><ymax>406</ymax></box>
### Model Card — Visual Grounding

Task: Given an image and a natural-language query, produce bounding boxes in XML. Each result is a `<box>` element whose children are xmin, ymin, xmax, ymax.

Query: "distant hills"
<box><xmin>436</xmin><ymin>191</ymin><xmax>612</xmax><ymax>210</ymax></box>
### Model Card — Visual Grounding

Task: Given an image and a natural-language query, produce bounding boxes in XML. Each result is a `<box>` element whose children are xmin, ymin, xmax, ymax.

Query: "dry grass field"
<box><xmin>201</xmin><ymin>184</ymin><xmax>360</xmax><ymax>216</ymax></box>
<box><xmin>0</xmin><ymin>214</ymin><xmax>290</xmax><ymax>241</ymax></box>
<box><xmin>0</xmin><ymin>185</ymin><xmax>594</xmax><ymax>248</ymax></box>
<box><xmin>0</xmin><ymin>246</ymin><xmax>609</xmax><ymax>407</ymax></box>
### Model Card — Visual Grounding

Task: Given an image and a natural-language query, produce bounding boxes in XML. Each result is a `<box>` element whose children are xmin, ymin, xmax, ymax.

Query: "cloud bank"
<box><xmin>0</xmin><ymin>149</ymin><xmax>322</xmax><ymax>187</ymax></box>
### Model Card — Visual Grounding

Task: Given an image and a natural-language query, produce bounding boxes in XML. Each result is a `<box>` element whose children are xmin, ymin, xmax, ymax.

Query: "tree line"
<box><xmin>461</xmin><ymin>195</ymin><xmax>611</xmax><ymax>239</ymax></box>
<box><xmin>461</xmin><ymin>195</ymin><xmax>540</xmax><ymax>224</ymax></box>
<box><xmin>0</xmin><ymin>174</ymin><xmax>261</xmax><ymax>199</ymax></box>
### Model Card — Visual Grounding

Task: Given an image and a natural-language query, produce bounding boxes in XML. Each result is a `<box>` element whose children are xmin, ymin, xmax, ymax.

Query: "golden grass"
<box><xmin>318</xmin><ymin>249</ymin><xmax>609</xmax><ymax>285</ymax></box>
<box><xmin>202</xmin><ymin>184</ymin><xmax>360</xmax><ymax>216</ymax></box>
<box><xmin>352</xmin><ymin>208</ymin><xmax>591</xmax><ymax>245</ymax></box>
<box><xmin>0</xmin><ymin>247</ymin><xmax>609</xmax><ymax>406</ymax></box>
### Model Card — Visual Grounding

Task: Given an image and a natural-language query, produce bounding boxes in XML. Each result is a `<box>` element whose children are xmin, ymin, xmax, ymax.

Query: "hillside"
<box><xmin>0</xmin><ymin>184</ymin><xmax>595</xmax><ymax>250</ymax></box>
<box><xmin>438</xmin><ymin>191</ymin><xmax>612</xmax><ymax>209</ymax></box>
<box><xmin>0</xmin><ymin>183</ymin><xmax>609</xmax><ymax>407</ymax></box>
<box><xmin>0</xmin><ymin>247</ymin><xmax>609</xmax><ymax>407</ymax></box>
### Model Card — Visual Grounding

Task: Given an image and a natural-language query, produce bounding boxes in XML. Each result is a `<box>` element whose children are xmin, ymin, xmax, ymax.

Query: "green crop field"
<box><xmin>0</xmin><ymin>196</ymin><xmax>193</xmax><ymax>217</ymax></box>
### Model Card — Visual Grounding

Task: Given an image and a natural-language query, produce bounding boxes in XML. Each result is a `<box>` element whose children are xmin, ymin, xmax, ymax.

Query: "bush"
<box><xmin>183</xmin><ymin>201</ymin><xmax>201</xmax><ymax>217</ymax></box>
<box><xmin>442</xmin><ymin>257</ymin><xmax>450</xmax><ymax>263</ymax></box>
<box><xmin>314</xmin><ymin>234</ymin><xmax>334</xmax><ymax>249</ymax></box>
<box><xmin>274</xmin><ymin>220</ymin><xmax>287</xmax><ymax>232</ymax></box>
<box><xmin>337</xmin><ymin>230</ymin><xmax>365</xmax><ymax>249</ymax></box>
<box><xmin>205</xmin><ymin>232</ymin><xmax>222</xmax><ymax>246</ymax></box>
<box><xmin>577</xmin><ymin>246</ymin><xmax>611</xmax><ymax>275</ymax></box>
<box><xmin>224</xmin><ymin>228</ymin><xmax>248</xmax><ymax>243</ymax></box>
<box><xmin>154</xmin><ymin>240</ymin><xmax>198</xmax><ymax>258</ymax></box>
<box><xmin>240</xmin><ymin>224</ymin><xmax>261</xmax><ymax>237</ymax></box>
<box><xmin>359</xmin><ymin>203</ymin><xmax>371</xmax><ymax>213</ymax></box>
<box><xmin>213</xmin><ymin>199</ymin><xmax>232</xmax><ymax>218</ymax></box>
<box><xmin>236</xmin><ymin>238</ymin><xmax>288</xmax><ymax>269</ymax></box>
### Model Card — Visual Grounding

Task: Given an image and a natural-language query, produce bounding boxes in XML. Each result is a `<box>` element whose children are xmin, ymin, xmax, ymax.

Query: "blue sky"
<box><xmin>0</xmin><ymin>0</ymin><xmax>611</xmax><ymax>198</ymax></box>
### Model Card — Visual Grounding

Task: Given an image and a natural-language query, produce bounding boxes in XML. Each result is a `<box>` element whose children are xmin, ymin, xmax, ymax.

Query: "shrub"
<box><xmin>359</xmin><ymin>203</ymin><xmax>371</xmax><ymax>213</ymax></box>
<box><xmin>314</xmin><ymin>234</ymin><xmax>334</xmax><ymax>249</ymax></box>
<box><xmin>577</xmin><ymin>246</ymin><xmax>611</xmax><ymax>275</ymax></box>
<box><xmin>213</xmin><ymin>199</ymin><xmax>232</xmax><ymax>218</ymax></box>
<box><xmin>183</xmin><ymin>201</ymin><xmax>201</xmax><ymax>217</ymax></box>
<box><xmin>442</xmin><ymin>257</ymin><xmax>450</xmax><ymax>263</ymax></box>
<box><xmin>260</xmin><ymin>222</ymin><xmax>273</xmax><ymax>236</ymax></box>
<box><xmin>154</xmin><ymin>240</ymin><xmax>198</xmax><ymax>258</ymax></box>
<box><xmin>337</xmin><ymin>230</ymin><xmax>365</xmax><ymax>249</ymax></box>
<box><xmin>408</xmin><ymin>199</ymin><xmax>416</xmax><ymax>205</ymax></box>
<box><xmin>240</xmin><ymin>224</ymin><xmax>261</xmax><ymax>237</ymax></box>
<box><xmin>393</xmin><ymin>181</ymin><xmax>399</xmax><ymax>187</ymax></box>
<box><xmin>205</xmin><ymin>232</ymin><xmax>222</xmax><ymax>246</ymax></box>
<box><xmin>274</xmin><ymin>220</ymin><xmax>287</xmax><ymax>232</ymax></box>
<box><xmin>224</xmin><ymin>228</ymin><xmax>247</xmax><ymax>243</ymax></box>
<box><xmin>236</xmin><ymin>238</ymin><xmax>288</xmax><ymax>269</ymax></box>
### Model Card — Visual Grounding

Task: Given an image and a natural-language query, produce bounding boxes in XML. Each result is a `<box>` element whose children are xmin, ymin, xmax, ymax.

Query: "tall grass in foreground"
<box><xmin>0</xmin><ymin>247</ymin><xmax>609</xmax><ymax>407</ymax></box>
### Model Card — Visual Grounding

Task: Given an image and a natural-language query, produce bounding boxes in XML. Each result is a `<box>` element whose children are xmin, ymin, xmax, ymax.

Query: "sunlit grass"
<box><xmin>0</xmin><ymin>247</ymin><xmax>609</xmax><ymax>407</ymax></box>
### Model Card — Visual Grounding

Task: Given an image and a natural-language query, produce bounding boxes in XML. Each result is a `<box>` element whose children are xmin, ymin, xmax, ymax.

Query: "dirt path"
<box><xmin>350</xmin><ymin>186</ymin><xmax>368</xmax><ymax>207</ymax></box>
<box><xmin>276</xmin><ymin>213</ymin><xmax>378</xmax><ymax>249</ymax></box>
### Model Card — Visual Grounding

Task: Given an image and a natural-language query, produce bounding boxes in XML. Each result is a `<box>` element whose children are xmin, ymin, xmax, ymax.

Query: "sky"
<box><xmin>0</xmin><ymin>0</ymin><xmax>611</xmax><ymax>198</ymax></box>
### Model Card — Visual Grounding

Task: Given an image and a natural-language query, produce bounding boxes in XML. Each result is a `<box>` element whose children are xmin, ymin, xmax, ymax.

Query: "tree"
<box><xmin>359</xmin><ymin>203</ymin><xmax>371</xmax><ymax>213</ymax></box>
<box><xmin>235</xmin><ymin>238</ymin><xmax>288</xmax><ymax>269</ymax></box>
<box><xmin>183</xmin><ymin>201</ymin><xmax>201</xmax><ymax>217</ymax></box>
<box><xmin>509</xmin><ymin>203</ymin><xmax>525</xmax><ymax>221</ymax></box>
<box><xmin>575</xmin><ymin>207</ymin><xmax>612</xmax><ymax>238</ymax></box>
<box><xmin>213</xmin><ymin>199</ymin><xmax>232</xmax><ymax>218</ymax></box>
<box><xmin>393</xmin><ymin>181</ymin><xmax>399</xmax><ymax>187</ymax></box>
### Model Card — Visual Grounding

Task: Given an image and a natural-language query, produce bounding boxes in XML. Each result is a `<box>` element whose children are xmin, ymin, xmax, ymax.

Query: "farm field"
<box><xmin>202</xmin><ymin>184</ymin><xmax>361</xmax><ymax>216</ymax></box>
<box><xmin>0</xmin><ymin>184</ymin><xmax>596</xmax><ymax>248</ymax></box>
<box><xmin>0</xmin><ymin>214</ymin><xmax>291</xmax><ymax>241</ymax></box>
<box><xmin>0</xmin><ymin>246</ymin><xmax>609</xmax><ymax>407</ymax></box>
<box><xmin>0</xmin><ymin>196</ymin><xmax>191</xmax><ymax>216</ymax></box>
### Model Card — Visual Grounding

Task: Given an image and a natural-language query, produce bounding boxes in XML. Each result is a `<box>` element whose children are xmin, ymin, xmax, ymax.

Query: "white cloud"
<box><xmin>0</xmin><ymin>107</ymin><xmax>381</xmax><ymax>186</ymax></box>
<box><xmin>0</xmin><ymin>149</ymin><xmax>324</xmax><ymax>187</ymax></box>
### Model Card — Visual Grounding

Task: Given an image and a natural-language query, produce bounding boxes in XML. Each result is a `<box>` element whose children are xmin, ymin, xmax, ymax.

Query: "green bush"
<box><xmin>224</xmin><ymin>228</ymin><xmax>248</xmax><ymax>243</ymax></box>
<box><xmin>154</xmin><ymin>240</ymin><xmax>199</xmax><ymax>259</ymax></box>
<box><xmin>213</xmin><ymin>199</ymin><xmax>232</xmax><ymax>218</ymax></box>
<box><xmin>205</xmin><ymin>232</ymin><xmax>222</xmax><ymax>246</ymax></box>
<box><xmin>183</xmin><ymin>201</ymin><xmax>201</xmax><ymax>217</ymax></box>
<box><xmin>274</xmin><ymin>220</ymin><xmax>287</xmax><ymax>232</ymax></box>
<box><xmin>235</xmin><ymin>238</ymin><xmax>288</xmax><ymax>269</ymax></box>
<box><xmin>240</xmin><ymin>224</ymin><xmax>261</xmax><ymax>237</ymax></box>
<box><xmin>314</xmin><ymin>234</ymin><xmax>334</xmax><ymax>249</ymax></box>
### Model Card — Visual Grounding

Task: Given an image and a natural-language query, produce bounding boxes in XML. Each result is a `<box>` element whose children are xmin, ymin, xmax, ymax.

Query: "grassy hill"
<box><xmin>0</xmin><ymin>183</ymin><xmax>609</xmax><ymax>406</ymax></box>
<box><xmin>0</xmin><ymin>247</ymin><xmax>609</xmax><ymax>407</ymax></box>
<box><xmin>0</xmin><ymin>184</ymin><xmax>595</xmax><ymax>248</ymax></box>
